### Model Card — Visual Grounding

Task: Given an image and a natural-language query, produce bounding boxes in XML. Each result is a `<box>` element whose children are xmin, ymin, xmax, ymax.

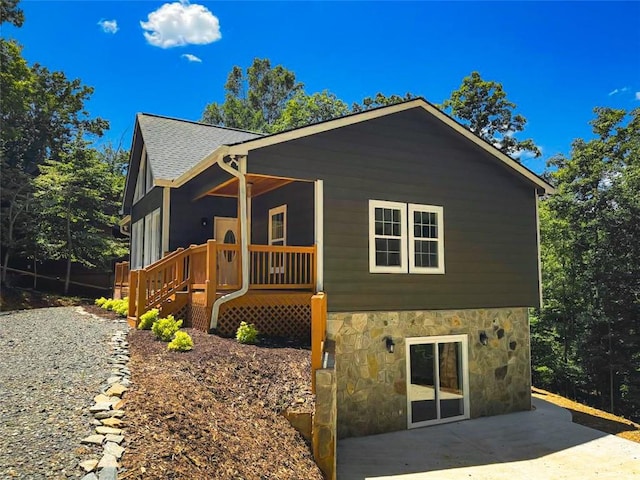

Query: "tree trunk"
<box><xmin>2</xmin><ymin>248</ymin><xmax>10</xmax><ymax>285</ymax></box>
<box><xmin>33</xmin><ymin>256</ymin><xmax>38</xmax><ymax>289</ymax></box>
<box><xmin>64</xmin><ymin>201</ymin><xmax>72</xmax><ymax>295</ymax></box>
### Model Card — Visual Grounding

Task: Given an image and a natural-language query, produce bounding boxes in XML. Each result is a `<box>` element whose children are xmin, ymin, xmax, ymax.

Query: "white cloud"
<box><xmin>181</xmin><ymin>53</ymin><xmax>202</xmax><ymax>63</ymax></box>
<box><xmin>140</xmin><ymin>1</ymin><xmax>221</xmax><ymax>48</ymax></box>
<box><xmin>513</xmin><ymin>146</ymin><xmax>543</xmax><ymax>160</ymax></box>
<box><xmin>636</xmin><ymin>92</ymin><xmax>640</xmax><ymax>101</ymax></box>
<box><xmin>608</xmin><ymin>86</ymin><xmax>629</xmax><ymax>96</ymax></box>
<box><xmin>98</xmin><ymin>19</ymin><xmax>119</xmax><ymax>34</ymax></box>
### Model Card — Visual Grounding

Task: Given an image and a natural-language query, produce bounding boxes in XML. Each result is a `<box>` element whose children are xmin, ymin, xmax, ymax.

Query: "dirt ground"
<box><xmin>532</xmin><ymin>386</ymin><xmax>640</xmax><ymax>443</ymax></box>
<box><xmin>0</xmin><ymin>286</ymin><xmax>85</xmax><ymax>312</ymax></box>
<box><xmin>119</xmin><ymin>328</ymin><xmax>323</xmax><ymax>480</ymax></box>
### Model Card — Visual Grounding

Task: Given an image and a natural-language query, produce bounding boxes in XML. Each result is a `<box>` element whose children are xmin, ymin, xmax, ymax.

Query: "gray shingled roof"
<box><xmin>137</xmin><ymin>113</ymin><xmax>262</xmax><ymax>181</ymax></box>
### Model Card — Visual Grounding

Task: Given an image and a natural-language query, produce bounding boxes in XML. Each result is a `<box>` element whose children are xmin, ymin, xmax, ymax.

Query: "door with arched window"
<box><xmin>214</xmin><ymin>217</ymin><xmax>239</xmax><ymax>287</ymax></box>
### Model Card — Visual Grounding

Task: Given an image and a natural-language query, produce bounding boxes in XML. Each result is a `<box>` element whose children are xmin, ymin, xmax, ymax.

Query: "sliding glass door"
<box><xmin>406</xmin><ymin>335</ymin><xmax>470</xmax><ymax>428</ymax></box>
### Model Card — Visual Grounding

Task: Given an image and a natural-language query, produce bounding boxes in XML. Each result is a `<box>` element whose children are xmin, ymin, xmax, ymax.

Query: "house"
<box><xmin>116</xmin><ymin>98</ymin><xmax>554</xmax><ymax>442</ymax></box>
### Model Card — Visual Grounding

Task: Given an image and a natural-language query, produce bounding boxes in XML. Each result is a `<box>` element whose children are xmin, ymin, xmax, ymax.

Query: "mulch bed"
<box><xmin>120</xmin><ymin>328</ymin><xmax>323</xmax><ymax>480</ymax></box>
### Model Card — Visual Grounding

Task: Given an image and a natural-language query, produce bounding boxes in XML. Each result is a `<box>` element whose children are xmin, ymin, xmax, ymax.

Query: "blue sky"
<box><xmin>5</xmin><ymin>1</ymin><xmax>640</xmax><ymax>173</ymax></box>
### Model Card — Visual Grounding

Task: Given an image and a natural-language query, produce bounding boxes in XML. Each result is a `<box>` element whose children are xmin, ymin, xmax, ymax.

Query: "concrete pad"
<box><xmin>337</xmin><ymin>398</ymin><xmax>640</xmax><ymax>479</ymax></box>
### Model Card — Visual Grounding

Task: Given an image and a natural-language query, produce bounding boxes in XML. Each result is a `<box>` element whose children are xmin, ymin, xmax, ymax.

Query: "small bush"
<box><xmin>236</xmin><ymin>321</ymin><xmax>258</xmax><ymax>344</ymax></box>
<box><xmin>101</xmin><ymin>298</ymin><xmax>116</xmax><ymax>310</ymax></box>
<box><xmin>138</xmin><ymin>308</ymin><xmax>160</xmax><ymax>330</ymax></box>
<box><xmin>95</xmin><ymin>297</ymin><xmax>108</xmax><ymax>307</ymax></box>
<box><xmin>167</xmin><ymin>331</ymin><xmax>193</xmax><ymax>352</ymax></box>
<box><xmin>152</xmin><ymin>315</ymin><xmax>183</xmax><ymax>342</ymax></box>
<box><xmin>112</xmin><ymin>298</ymin><xmax>128</xmax><ymax>317</ymax></box>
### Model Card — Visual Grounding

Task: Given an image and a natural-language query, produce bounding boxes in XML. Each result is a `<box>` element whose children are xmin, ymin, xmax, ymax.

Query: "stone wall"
<box><xmin>313</xmin><ymin>368</ymin><xmax>336</xmax><ymax>480</ymax></box>
<box><xmin>326</xmin><ymin>307</ymin><xmax>531</xmax><ymax>438</ymax></box>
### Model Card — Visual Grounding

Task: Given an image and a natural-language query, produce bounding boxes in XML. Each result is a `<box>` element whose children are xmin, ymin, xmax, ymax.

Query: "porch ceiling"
<box><xmin>203</xmin><ymin>174</ymin><xmax>299</xmax><ymax>198</ymax></box>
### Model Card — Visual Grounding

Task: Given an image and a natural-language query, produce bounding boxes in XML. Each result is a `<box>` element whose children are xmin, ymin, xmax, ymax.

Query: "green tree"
<box><xmin>33</xmin><ymin>135</ymin><xmax>127</xmax><ymax>294</ymax></box>
<box><xmin>540</xmin><ymin>107</ymin><xmax>640</xmax><ymax>419</ymax></box>
<box><xmin>1</xmin><ymin>3</ymin><xmax>108</xmax><ymax>282</ymax></box>
<box><xmin>441</xmin><ymin>71</ymin><xmax>539</xmax><ymax>160</ymax></box>
<box><xmin>271</xmin><ymin>90</ymin><xmax>350</xmax><ymax>132</ymax></box>
<box><xmin>1</xmin><ymin>0</ymin><xmax>24</xmax><ymax>27</ymax></box>
<box><xmin>201</xmin><ymin>58</ymin><xmax>303</xmax><ymax>132</ymax></box>
<box><xmin>351</xmin><ymin>92</ymin><xmax>415</xmax><ymax>113</ymax></box>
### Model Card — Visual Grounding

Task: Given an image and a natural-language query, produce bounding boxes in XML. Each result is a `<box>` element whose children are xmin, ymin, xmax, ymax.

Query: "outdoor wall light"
<box><xmin>200</xmin><ymin>217</ymin><xmax>208</xmax><ymax>227</ymax></box>
<box><xmin>385</xmin><ymin>336</ymin><xmax>395</xmax><ymax>354</ymax></box>
<box><xmin>479</xmin><ymin>331</ymin><xmax>489</xmax><ymax>346</ymax></box>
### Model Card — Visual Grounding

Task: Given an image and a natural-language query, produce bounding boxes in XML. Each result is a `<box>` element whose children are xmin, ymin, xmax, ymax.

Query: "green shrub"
<box><xmin>235</xmin><ymin>321</ymin><xmax>258</xmax><ymax>344</ymax></box>
<box><xmin>102</xmin><ymin>298</ymin><xmax>116</xmax><ymax>310</ymax></box>
<box><xmin>138</xmin><ymin>308</ymin><xmax>160</xmax><ymax>330</ymax></box>
<box><xmin>95</xmin><ymin>297</ymin><xmax>108</xmax><ymax>307</ymax></box>
<box><xmin>167</xmin><ymin>331</ymin><xmax>193</xmax><ymax>352</ymax></box>
<box><xmin>112</xmin><ymin>298</ymin><xmax>128</xmax><ymax>317</ymax></box>
<box><xmin>152</xmin><ymin>315</ymin><xmax>183</xmax><ymax>342</ymax></box>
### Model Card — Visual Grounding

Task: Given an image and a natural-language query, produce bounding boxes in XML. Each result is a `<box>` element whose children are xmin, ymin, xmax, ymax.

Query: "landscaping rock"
<box><xmin>101</xmin><ymin>417</ymin><xmax>123</xmax><ymax>427</ymax></box>
<box><xmin>96</xmin><ymin>426</ymin><xmax>123</xmax><ymax>436</ymax></box>
<box><xmin>90</xmin><ymin>402</ymin><xmax>113</xmax><ymax>413</ymax></box>
<box><xmin>97</xmin><ymin>453</ymin><xmax>118</xmax><ymax>469</ymax></box>
<box><xmin>79</xmin><ymin>459</ymin><xmax>99</xmax><ymax>472</ymax></box>
<box><xmin>81</xmin><ymin>434</ymin><xmax>106</xmax><ymax>445</ymax></box>
<box><xmin>104</xmin><ymin>441</ymin><xmax>125</xmax><ymax>459</ymax></box>
<box><xmin>98</xmin><ymin>466</ymin><xmax>118</xmax><ymax>480</ymax></box>
<box><xmin>105</xmin><ymin>434</ymin><xmax>124</xmax><ymax>444</ymax></box>
<box><xmin>105</xmin><ymin>383</ymin><xmax>127</xmax><ymax>397</ymax></box>
<box><xmin>81</xmin><ymin>473</ymin><xmax>99</xmax><ymax>480</ymax></box>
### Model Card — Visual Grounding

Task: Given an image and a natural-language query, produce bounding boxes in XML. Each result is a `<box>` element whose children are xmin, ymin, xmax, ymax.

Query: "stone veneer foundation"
<box><xmin>326</xmin><ymin>307</ymin><xmax>531</xmax><ymax>439</ymax></box>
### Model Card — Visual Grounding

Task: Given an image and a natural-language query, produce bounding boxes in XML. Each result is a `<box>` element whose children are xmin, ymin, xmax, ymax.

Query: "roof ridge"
<box><xmin>137</xmin><ymin>112</ymin><xmax>264</xmax><ymax>136</ymax></box>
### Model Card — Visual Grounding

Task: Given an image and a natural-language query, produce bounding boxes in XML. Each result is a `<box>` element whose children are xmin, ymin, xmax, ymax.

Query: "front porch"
<box><xmin>114</xmin><ymin>241</ymin><xmax>317</xmax><ymax>338</ymax></box>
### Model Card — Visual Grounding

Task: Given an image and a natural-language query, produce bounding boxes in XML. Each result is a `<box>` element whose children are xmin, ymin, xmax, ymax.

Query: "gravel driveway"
<box><xmin>0</xmin><ymin>307</ymin><xmax>125</xmax><ymax>479</ymax></box>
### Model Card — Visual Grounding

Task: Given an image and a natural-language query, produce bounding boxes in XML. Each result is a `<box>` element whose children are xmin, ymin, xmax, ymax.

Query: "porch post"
<box><xmin>314</xmin><ymin>180</ymin><xmax>324</xmax><ymax>292</ymax></box>
<box><xmin>247</xmin><ymin>182</ymin><xmax>252</xmax><ymax>246</ymax></box>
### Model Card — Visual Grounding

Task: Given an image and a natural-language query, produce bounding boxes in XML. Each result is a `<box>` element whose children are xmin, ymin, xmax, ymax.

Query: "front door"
<box><xmin>214</xmin><ymin>217</ymin><xmax>239</xmax><ymax>287</ymax></box>
<box><xmin>406</xmin><ymin>334</ymin><xmax>470</xmax><ymax>428</ymax></box>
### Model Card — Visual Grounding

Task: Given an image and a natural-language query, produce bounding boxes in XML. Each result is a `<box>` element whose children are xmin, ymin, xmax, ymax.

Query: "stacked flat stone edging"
<box><xmin>79</xmin><ymin>329</ymin><xmax>131</xmax><ymax>480</ymax></box>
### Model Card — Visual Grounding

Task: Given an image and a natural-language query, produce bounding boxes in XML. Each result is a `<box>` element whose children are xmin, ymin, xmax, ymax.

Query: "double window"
<box><xmin>369</xmin><ymin>200</ymin><xmax>444</xmax><ymax>274</ymax></box>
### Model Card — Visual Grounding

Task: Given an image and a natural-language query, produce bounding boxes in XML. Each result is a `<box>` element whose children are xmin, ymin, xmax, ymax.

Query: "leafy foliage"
<box><xmin>235</xmin><ymin>321</ymin><xmax>259</xmax><ymax>344</ymax></box>
<box><xmin>138</xmin><ymin>308</ymin><xmax>160</xmax><ymax>330</ymax></box>
<box><xmin>201</xmin><ymin>58</ymin><xmax>302</xmax><ymax>133</ymax></box>
<box><xmin>1</xmin><ymin>5</ymin><xmax>120</xmax><ymax>289</ymax></box>
<box><xmin>272</xmin><ymin>90</ymin><xmax>350</xmax><ymax>132</ymax></box>
<box><xmin>538</xmin><ymin>107</ymin><xmax>640</xmax><ymax>420</ymax></box>
<box><xmin>95</xmin><ymin>297</ymin><xmax>108</xmax><ymax>307</ymax></box>
<box><xmin>152</xmin><ymin>315</ymin><xmax>183</xmax><ymax>342</ymax></box>
<box><xmin>441</xmin><ymin>71</ymin><xmax>539</xmax><ymax>160</ymax></box>
<box><xmin>351</xmin><ymin>92</ymin><xmax>415</xmax><ymax>113</ymax></box>
<box><xmin>168</xmin><ymin>331</ymin><xmax>194</xmax><ymax>352</ymax></box>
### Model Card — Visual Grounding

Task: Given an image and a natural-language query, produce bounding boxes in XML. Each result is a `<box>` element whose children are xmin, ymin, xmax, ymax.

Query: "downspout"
<box><xmin>210</xmin><ymin>154</ymin><xmax>250</xmax><ymax>330</ymax></box>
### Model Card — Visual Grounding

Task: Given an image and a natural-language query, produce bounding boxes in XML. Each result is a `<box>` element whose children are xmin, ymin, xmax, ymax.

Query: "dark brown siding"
<box><xmin>251</xmin><ymin>182</ymin><xmax>314</xmax><ymax>246</ymax></box>
<box><xmin>169</xmin><ymin>166</ymin><xmax>236</xmax><ymax>250</ymax></box>
<box><xmin>247</xmin><ymin>108</ymin><xmax>540</xmax><ymax>312</ymax></box>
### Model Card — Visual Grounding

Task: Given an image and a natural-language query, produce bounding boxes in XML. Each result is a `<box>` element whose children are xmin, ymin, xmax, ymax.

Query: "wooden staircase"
<box><xmin>126</xmin><ymin>241</ymin><xmax>217</xmax><ymax>328</ymax></box>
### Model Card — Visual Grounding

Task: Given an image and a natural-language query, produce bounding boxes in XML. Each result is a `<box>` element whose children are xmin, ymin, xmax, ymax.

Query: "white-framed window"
<box><xmin>369</xmin><ymin>200</ymin><xmax>407</xmax><ymax>273</ymax></box>
<box><xmin>134</xmin><ymin>151</ymin><xmax>153</xmax><ymax>203</ymax></box>
<box><xmin>369</xmin><ymin>200</ymin><xmax>444</xmax><ymax>274</ymax></box>
<box><xmin>409</xmin><ymin>204</ymin><xmax>444</xmax><ymax>274</ymax></box>
<box><xmin>143</xmin><ymin>208</ymin><xmax>162</xmax><ymax>267</ymax></box>
<box><xmin>269</xmin><ymin>205</ymin><xmax>287</xmax><ymax>274</ymax></box>
<box><xmin>131</xmin><ymin>219</ymin><xmax>144</xmax><ymax>269</ymax></box>
<box><xmin>134</xmin><ymin>155</ymin><xmax>145</xmax><ymax>203</ymax></box>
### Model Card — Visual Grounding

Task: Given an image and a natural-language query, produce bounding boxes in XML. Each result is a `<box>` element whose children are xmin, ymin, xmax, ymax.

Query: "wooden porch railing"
<box><xmin>127</xmin><ymin>241</ymin><xmax>316</xmax><ymax>323</ymax></box>
<box><xmin>114</xmin><ymin>261</ymin><xmax>130</xmax><ymax>289</ymax></box>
